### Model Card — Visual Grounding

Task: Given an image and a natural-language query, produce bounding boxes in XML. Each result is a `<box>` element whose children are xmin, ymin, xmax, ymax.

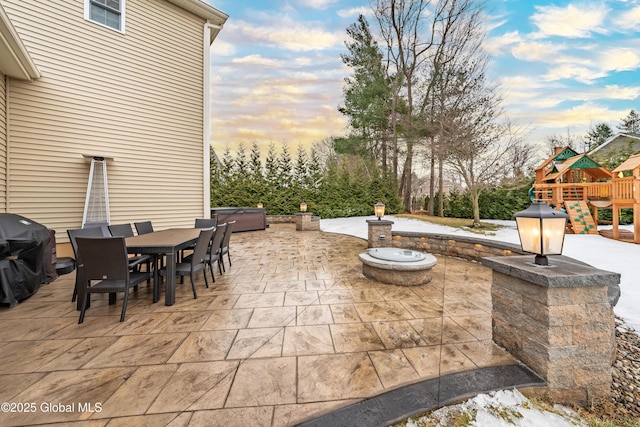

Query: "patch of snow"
<box><xmin>404</xmin><ymin>389</ymin><xmax>586</xmax><ymax>426</ymax></box>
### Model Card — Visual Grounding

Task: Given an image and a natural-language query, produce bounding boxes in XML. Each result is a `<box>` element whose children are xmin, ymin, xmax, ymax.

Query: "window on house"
<box><xmin>86</xmin><ymin>0</ymin><xmax>125</xmax><ymax>32</ymax></box>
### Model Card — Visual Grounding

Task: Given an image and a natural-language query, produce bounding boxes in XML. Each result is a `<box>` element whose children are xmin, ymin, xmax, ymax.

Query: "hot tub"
<box><xmin>210</xmin><ymin>207</ymin><xmax>267</xmax><ymax>232</ymax></box>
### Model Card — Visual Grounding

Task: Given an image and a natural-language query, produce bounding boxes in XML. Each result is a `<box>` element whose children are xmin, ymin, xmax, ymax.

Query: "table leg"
<box><xmin>152</xmin><ymin>255</ymin><xmax>160</xmax><ymax>303</ymax></box>
<box><xmin>165</xmin><ymin>251</ymin><xmax>176</xmax><ymax>305</ymax></box>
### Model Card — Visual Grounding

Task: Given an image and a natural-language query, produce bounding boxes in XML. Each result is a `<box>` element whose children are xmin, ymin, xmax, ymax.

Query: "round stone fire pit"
<box><xmin>359</xmin><ymin>247</ymin><xmax>437</xmax><ymax>286</ymax></box>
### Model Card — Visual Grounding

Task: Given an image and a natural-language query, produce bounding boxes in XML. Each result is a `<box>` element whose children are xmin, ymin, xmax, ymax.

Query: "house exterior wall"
<box><xmin>2</xmin><ymin>0</ymin><xmax>209</xmax><ymax>240</ymax></box>
<box><xmin>0</xmin><ymin>72</ymin><xmax>6</xmax><ymax>213</ymax></box>
<box><xmin>589</xmin><ymin>134</ymin><xmax>640</xmax><ymax>160</ymax></box>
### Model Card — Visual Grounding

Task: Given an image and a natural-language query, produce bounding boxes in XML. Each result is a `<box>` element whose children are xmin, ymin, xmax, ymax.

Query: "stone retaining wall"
<box><xmin>391</xmin><ymin>231</ymin><xmax>524</xmax><ymax>260</ymax></box>
<box><xmin>266</xmin><ymin>215</ymin><xmax>296</xmax><ymax>224</ymax></box>
<box><xmin>389</xmin><ymin>230</ymin><xmax>620</xmax><ymax>307</ymax></box>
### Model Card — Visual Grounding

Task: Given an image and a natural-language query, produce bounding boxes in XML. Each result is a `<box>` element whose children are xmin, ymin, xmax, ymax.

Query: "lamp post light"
<box><xmin>374</xmin><ymin>202</ymin><xmax>385</xmax><ymax>220</ymax></box>
<box><xmin>257</xmin><ymin>202</ymin><xmax>263</xmax><ymax>209</ymax></box>
<box><xmin>300</xmin><ymin>202</ymin><xmax>307</xmax><ymax>212</ymax></box>
<box><xmin>514</xmin><ymin>201</ymin><xmax>569</xmax><ymax>266</ymax></box>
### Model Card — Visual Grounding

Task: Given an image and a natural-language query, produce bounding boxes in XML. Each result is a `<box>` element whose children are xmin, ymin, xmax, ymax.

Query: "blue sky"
<box><xmin>205</xmin><ymin>0</ymin><xmax>640</xmax><ymax>156</ymax></box>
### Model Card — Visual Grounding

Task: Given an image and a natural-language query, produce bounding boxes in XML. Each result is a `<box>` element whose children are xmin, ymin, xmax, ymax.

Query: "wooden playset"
<box><xmin>532</xmin><ymin>147</ymin><xmax>640</xmax><ymax>243</ymax></box>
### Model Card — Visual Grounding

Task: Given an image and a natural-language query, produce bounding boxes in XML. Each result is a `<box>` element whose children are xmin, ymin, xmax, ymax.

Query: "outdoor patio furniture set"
<box><xmin>67</xmin><ymin>219</ymin><xmax>236</xmax><ymax>324</ymax></box>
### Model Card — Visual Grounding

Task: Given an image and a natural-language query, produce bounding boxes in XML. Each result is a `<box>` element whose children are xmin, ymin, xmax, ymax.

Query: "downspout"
<box><xmin>203</xmin><ymin>22</ymin><xmax>223</xmax><ymax>219</ymax></box>
<box><xmin>3</xmin><ymin>75</ymin><xmax>8</xmax><ymax>213</ymax></box>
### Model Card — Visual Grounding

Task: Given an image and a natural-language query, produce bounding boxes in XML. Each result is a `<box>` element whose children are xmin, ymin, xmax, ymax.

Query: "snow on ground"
<box><xmin>321</xmin><ymin>215</ymin><xmax>640</xmax><ymax>331</ymax></box>
<box><xmin>405</xmin><ymin>389</ymin><xmax>587</xmax><ymax>426</ymax></box>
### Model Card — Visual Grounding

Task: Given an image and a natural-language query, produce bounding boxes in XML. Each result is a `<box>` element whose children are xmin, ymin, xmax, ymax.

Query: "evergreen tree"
<box><xmin>209</xmin><ymin>142</ymin><xmax>403</xmax><ymax>218</ymax></box>
<box><xmin>308</xmin><ymin>144</ymin><xmax>324</xmax><ymax>187</ymax></box>
<box><xmin>618</xmin><ymin>110</ymin><xmax>640</xmax><ymax>134</ymax></box>
<box><xmin>249</xmin><ymin>142</ymin><xmax>265</xmax><ymax>206</ymax></box>
<box><xmin>294</xmin><ymin>144</ymin><xmax>308</xmax><ymax>188</ymax></box>
<box><xmin>264</xmin><ymin>143</ymin><xmax>279</xmax><ymax>187</ymax></box>
<box><xmin>339</xmin><ymin>14</ymin><xmax>392</xmax><ymax>166</ymax></box>
<box><xmin>234</xmin><ymin>143</ymin><xmax>250</xmax><ymax>183</ymax></box>
<box><xmin>583</xmin><ymin>122</ymin><xmax>613</xmax><ymax>152</ymax></box>
<box><xmin>306</xmin><ymin>144</ymin><xmax>324</xmax><ymax>207</ymax></box>
<box><xmin>210</xmin><ymin>146</ymin><xmax>224</xmax><ymax>207</ymax></box>
<box><xmin>250</xmin><ymin>142</ymin><xmax>262</xmax><ymax>177</ymax></box>
<box><xmin>277</xmin><ymin>143</ymin><xmax>295</xmax><ymax>212</ymax></box>
<box><xmin>221</xmin><ymin>145</ymin><xmax>235</xmax><ymax>178</ymax></box>
<box><xmin>278</xmin><ymin>143</ymin><xmax>294</xmax><ymax>188</ymax></box>
<box><xmin>264</xmin><ymin>143</ymin><xmax>279</xmax><ymax>211</ymax></box>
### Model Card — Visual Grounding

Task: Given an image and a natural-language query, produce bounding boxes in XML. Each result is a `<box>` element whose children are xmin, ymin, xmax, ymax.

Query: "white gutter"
<box><xmin>0</xmin><ymin>3</ymin><xmax>40</xmax><ymax>81</ymax></box>
<box><xmin>203</xmin><ymin>22</ymin><xmax>224</xmax><ymax>218</ymax></box>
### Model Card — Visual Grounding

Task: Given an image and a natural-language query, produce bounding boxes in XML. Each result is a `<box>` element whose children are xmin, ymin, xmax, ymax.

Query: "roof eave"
<box><xmin>165</xmin><ymin>0</ymin><xmax>228</xmax><ymax>39</ymax></box>
<box><xmin>0</xmin><ymin>3</ymin><xmax>40</xmax><ymax>81</ymax></box>
<box><xmin>589</xmin><ymin>133</ymin><xmax>640</xmax><ymax>155</ymax></box>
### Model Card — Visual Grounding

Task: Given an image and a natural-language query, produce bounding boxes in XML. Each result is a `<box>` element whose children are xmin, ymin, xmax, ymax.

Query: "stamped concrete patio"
<box><xmin>0</xmin><ymin>223</ymin><xmax>524</xmax><ymax>426</ymax></box>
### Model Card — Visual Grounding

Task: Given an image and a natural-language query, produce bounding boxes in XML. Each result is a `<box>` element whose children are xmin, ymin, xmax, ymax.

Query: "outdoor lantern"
<box><xmin>374</xmin><ymin>202</ymin><xmax>385</xmax><ymax>220</ymax></box>
<box><xmin>514</xmin><ymin>201</ymin><xmax>569</xmax><ymax>266</ymax></box>
<box><xmin>257</xmin><ymin>202</ymin><xmax>263</xmax><ymax>209</ymax></box>
<box><xmin>300</xmin><ymin>202</ymin><xmax>307</xmax><ymax>212</ymax></box>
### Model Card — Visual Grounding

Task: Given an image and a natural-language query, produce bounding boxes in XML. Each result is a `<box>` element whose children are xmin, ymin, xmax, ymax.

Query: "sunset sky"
<box><xmin>205</xmin><ymin>0</ymin><xmax>640</xmax><ymax>157</ymax></box>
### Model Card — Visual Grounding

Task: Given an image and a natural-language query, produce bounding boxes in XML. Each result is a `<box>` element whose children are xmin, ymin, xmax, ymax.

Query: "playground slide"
<box><xmin>563</xmin><ymin>201</ymin><xmax>598</xmax><ymax>234</ymax></box>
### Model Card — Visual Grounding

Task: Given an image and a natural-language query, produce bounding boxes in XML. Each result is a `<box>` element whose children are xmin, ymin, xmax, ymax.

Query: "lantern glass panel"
<box><xmin>541</xmin><ymin>217</ymin><xmax>566</xmax><ymax>255</ymax></box>
<box><xmin>515</xmin><ymin>217</ymin><xmax>541</xmax><ymax>254</ymax></box>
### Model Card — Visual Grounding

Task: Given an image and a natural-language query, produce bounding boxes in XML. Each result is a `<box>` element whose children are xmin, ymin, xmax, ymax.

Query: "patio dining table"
<box><xmin>125</xmin><ymin>228</ymin><xmax>201</xmax><ymax>306</ymax></box>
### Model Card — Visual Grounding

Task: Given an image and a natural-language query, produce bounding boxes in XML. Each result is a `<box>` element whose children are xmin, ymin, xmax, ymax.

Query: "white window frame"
<box><xmin>84</xmin><ymin>0</ymin><xmax>126</xmax><ymax>33</ymax></box>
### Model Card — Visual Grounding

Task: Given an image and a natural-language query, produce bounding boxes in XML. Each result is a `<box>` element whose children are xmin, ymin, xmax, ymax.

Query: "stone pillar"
<box><xmin>296</xmin><ymin>213</ymin><xmax>320</xmax><ymax>231</ymax></box>
<box><xmin>366</xmin><ymin>219</ymin><xmax>394</xmax><ymax>248</ymax></box>
<box><xmin>482</xmin><ymin>255</ymin><xmax>619</xmax><ymax>406</ymax></box>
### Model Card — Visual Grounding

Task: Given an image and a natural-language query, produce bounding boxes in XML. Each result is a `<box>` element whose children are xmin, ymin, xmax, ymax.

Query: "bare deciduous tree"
<box><xmin>446</xmin><ymin>71</ymin><xmax>529</xmax><ymax>226</ymax></box>
<box><xmin>373</xmin><ymin>0</ymin><xmax>488</xmax><ymax>213</ymax></box>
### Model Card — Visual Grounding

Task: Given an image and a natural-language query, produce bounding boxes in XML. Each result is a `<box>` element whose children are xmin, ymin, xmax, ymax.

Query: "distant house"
<box><xmin>589</xmin><ymin>133</ymin><xmax>640</xmax><ymax>165</ymax></box>
<box><xmin>0</xmin><ymin>0</ymin><xmax>227</xmax><ymax>244</ymax></box>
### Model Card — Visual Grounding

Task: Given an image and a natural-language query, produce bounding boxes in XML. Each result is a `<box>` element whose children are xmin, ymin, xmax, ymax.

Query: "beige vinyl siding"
<box><xmin>0</xmin><ymin>72</ymin><xmax>6</xmax><ymax>213</ymax></box>
<box><xmin>3</xmin><ymin>0</ymin><xmax>207</xmax><ymax>241</ymax></box>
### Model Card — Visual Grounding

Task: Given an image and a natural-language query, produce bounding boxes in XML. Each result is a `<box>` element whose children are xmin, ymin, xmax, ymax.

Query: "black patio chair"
<box><xmin>219</xmin><ymin>220</ymin><xmax>235</xmax><ymax>272</ymax></box>
<box><xmin>75</xmin><ymin>236</ymin><xmax>151</xmax><ymax>323</ymax></box>
<box><xmin>160</xmin><ymin>227</ymin><xmax>214</xmax><ymax>299</ymax></box>
<box><xmin>67</xmin><ymin>226</ymin><xmax>110</xmax><ymax>304</ymax></box>
<box><xmin>108</xmin><ymin>223</ymin><xmax>135</xmax><ymax>238</ymax></box>
<box><xmin>109</xmin><ymin>223</ymin><xmax>154</xmax><ymax>282</ymax></box>
<box><xmin>195</xmin><ymin>218</ymin><xmax>218</xmax><ymax>228</ymax></box>
<box><xmin>181</xmin><ymin>218</ymin><xmax>219</xmax><ymax>260</ymax></box>
<box><xmin>205</xmin><ymin>223</ymin><xmax>226</xmax><ymax>283</ymax></box>
<box><xmin>82</xmin><ymin>221</ymin><xmax>111</xmax><ymax>236</ymax></box>
<box><xmin>134</xmin><ymin>221</ymin><xmax>154</xmax><ymax>235</ymax></box>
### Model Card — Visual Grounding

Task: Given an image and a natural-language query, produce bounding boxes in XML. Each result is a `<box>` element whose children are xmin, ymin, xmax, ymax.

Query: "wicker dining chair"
<box><xmin>109</xmin><ymin>223</ymin><xmax>154</xmax><ymax>281</ymax></box>
<box><xmin>134</xmin><ymin>221</ymin><xmax>154</xmax><ymax>235</ymax></box>
<box><xmin>195</xmin><ymin>218</ymin><xmax>218</xmax><ymax>228</ymax></box>
<box><xmin>181</xmin><ymin>218</ymin><xmax>219</xmax><ymax>260</ymax></box>
<box><xmin>67</xmin><ymin>226</ymin><xmax>110</xmax><ymax>304</ymax></box>
<box><xmin>205</xmin><ymin>223</ymin><xmax>226</xmax><ymax>283</ymax></box>
<box><xmin>219</xmin><ymin>220</ymin><xmax>236</xmax><ymax>272</ymax></box>
<box><xmin>75</xmin><ymin>236</ymin><xmax>151</xmax><ymax>323</ymax></box>
<box><xmin>160</xmin><ymin>227</ymin><xmax>214</xmax><ymax>299</ymax></box>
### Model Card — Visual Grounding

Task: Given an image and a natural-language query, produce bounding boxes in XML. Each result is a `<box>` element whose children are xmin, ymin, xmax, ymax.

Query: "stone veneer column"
<box><xmin>296</xmin><ymin>212</ymin><xmax>319</xmax><ymax>231</ymax></box>
<box><xmin>482</xmin><ymin>255</ymin><xmax>619</xmax><ymax>406</ymax></box>
<box><xmin>366</xmin><ymin>219</ymin><xmax>394</xmax><ymax>248</ymax></box>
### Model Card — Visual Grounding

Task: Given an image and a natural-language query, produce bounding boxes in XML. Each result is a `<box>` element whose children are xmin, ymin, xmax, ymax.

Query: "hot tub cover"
<box><xmin>0</xmin><ymin>213</ymin><xmax>50</xmax><ymax>305</ymax></box>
